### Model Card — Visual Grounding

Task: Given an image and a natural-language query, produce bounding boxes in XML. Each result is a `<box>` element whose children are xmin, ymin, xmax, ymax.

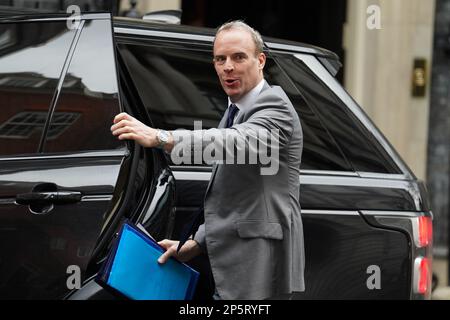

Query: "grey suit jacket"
<box><xmin>172</xmin><ymin>80</ymin><xmax>304</xmax><ymax>299</ymax></box>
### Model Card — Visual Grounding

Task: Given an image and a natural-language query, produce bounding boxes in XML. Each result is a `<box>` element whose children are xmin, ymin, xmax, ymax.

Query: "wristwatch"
<box><xmin>156</xmin><ymin>129</ymin><xmax>170</xmax><ymax>149</ymax></box>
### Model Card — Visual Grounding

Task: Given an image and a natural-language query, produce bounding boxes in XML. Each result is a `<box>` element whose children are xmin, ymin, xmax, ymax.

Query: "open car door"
<box><xmin>0</xmin><ymin>12</ymin><xmax>175</xmax><ymax>299</ymax></box>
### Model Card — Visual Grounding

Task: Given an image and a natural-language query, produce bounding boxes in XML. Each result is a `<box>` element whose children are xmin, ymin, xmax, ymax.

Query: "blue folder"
<box><xmin>96</xmin><ymin>221</ymin><xmax>199</xmax><ymax>300</ymax></box>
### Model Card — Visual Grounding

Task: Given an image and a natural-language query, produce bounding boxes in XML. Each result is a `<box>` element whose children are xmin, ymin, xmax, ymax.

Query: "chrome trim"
<box><xmin>301</xmin><ymin>170</ymin><xmax>358</xmax><ymax>177</ymax></box>
<box><xmin>412</xmin><ymin>256</ymin><xmax>431</xmax><ymax>297</ymax></box>
<box><xmin>293</xmin><ymin>54</ymin><xmax>412</xmax><ymax>178</ymax></box>
<box><xmin>360</xmin><ymin>211</ymin><xmax>427</xmax><ymax>218</ymax></box>
<box><xmin>172</xmin><ymin>171</ymin><xmax>415</xmax><ymax>189</ymax></box>
<box><xmin>266</xmin><ymin>42</ymin><xmax>319</xmax><ymax>55</ymax></box>
<box><xmin>79</xmin><ymin>13</ymin><xmax>112</xmax><ymax>20</ymax></box>
<box><xmin>0</xmin><ymin>199</ymin><xmax>15</xmax><ymax>205</ymax></box>
<box><xmin>0</xmin><ymin>13</ymin><xmax>111</xmax><ymax>23</ymax></box>
<box><xmin>171</xmin><ymin>166</ymin><xmax>412</xmax><ymax>180</ymax></box>
<box><xmin>298</xmin><ymin>175</ymin><xmax>413</xmax><ymax>188</ymax></box>
<box><xmin>170</xmin><ymin>166</ymin><xmax>360</xmax><ymax>177</ymax></box>
<box><xmin>0</xmin><ymin>149</ymin><xmax>128</xmax><ymax>162</ymax></box>
<box><xmin>173</xmin><ymin>171</ymin><xmax>211</xmax><ymax>181</ymax></box>
<box><xmin>81</xmin><ymin>195</ymin><xmax>113</xmax><ymax>202</ymax></box>
<box><xmin>357</xmin><ymin>172</ymin><xmax>408</xmax><ymax>180</ymax></box>
<box><xmin>301</xmin><ymin>210</ymin><xmax>359</xmax><ymax>216</ymax></box>
<box><xmin>176</xmin><ymin>206</ymin><xmax>359</xmax><ymax>216</ymax></box>
<box><xmin>0</xmin><ymin>195</ymin><xmax>112</xmax><ymax>205</ymax></box>
<box><xmin>411</xmin><ymin>218</ymin><xmax>422</xmax><ymax>248</ymax></box>
<box><xmin>413</xmin><ymin>257</ymin><xmax>422</xmax><ymax>294</ymax></box>
<box><xmin>114</xmin><ymin>27</ymin><xmax>214</xmax><ymax>42</ymax></box>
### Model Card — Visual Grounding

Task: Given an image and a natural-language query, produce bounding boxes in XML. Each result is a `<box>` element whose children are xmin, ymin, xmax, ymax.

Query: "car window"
<box><xmin>42</xmin><ymin>20</ymin><xmax>123</xmax><ymax>153</ymax></box>
<box><xmin>118</xmin><ymin>43</ymin><xmax>225</xmax><ymax>130</ymax></box>
<box><xmin>275</xmin><ymin>55</ymin><xmax>401</xmax><ymax>174</ymax></box>
<box><xmin>118</xmin><ymin>42</ymin><xmax>351</xmax><ymax>171</ymax></box>
<box><xmin>263</xmin><ymin>58</ymin><xmax>352</xmax><ymax>171</ymax></box>
<box><xmin>0</xmin><ymin>21</ymin><xmax>76</xmax><ymax>156</ymax></box>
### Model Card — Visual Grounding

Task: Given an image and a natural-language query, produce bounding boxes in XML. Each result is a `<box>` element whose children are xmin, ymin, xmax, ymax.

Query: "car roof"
<box><xmin>0</xmin><ymin>8</ymin><xmax>339</xmax><ymax>62</ymax></box>
<box><xmin>0</xmin><ymin>9</ymin><xmax>342</xmax><ymax>75</ymax></box>
<box><xmin>112</xmin><ymin>17</ymin><xmax>340</xmax><ymax>61</ymax></box>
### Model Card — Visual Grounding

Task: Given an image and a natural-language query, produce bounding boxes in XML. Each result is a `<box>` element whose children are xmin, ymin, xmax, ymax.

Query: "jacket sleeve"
<box><xmin>170</xmin><ymin>90</ymin><xmax>296</xmax><ymax>173</ymax></box>
<box><xmin>193</xmin><ymin>224</ymin><xmax>206</xmax><ymax>252</ymax></box>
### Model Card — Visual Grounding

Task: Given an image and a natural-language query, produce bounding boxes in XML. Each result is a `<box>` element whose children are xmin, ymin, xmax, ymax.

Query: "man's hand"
<box><xmin>111</xmin><ymin>112</ymin><xmax>175</xmax><ymax>152</ymax></box>
<box><xmin>111</xmin><ymin>112</ymin><xmax>158</xmax><ymax>148</ymax></box>
<box><xmin>157</xmin><ymin>239</ymin><xmax>202</xmax><ymax>264</ymax></box>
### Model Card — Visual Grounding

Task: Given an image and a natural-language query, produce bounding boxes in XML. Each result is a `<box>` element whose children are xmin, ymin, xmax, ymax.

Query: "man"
<box><xmin>111</xmin><ymin>21</ymin><xmax>304</xmax><ymax>299</ymax></box>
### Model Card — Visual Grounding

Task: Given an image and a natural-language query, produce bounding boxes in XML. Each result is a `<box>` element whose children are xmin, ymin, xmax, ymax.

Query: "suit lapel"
<box><xmin>218</xmin><ymin>108</ymin><xmax>228</xmax><ymax>129</ymax></box>
<box><xmin>233</xmin><ymin>80</ymin><xmax>270</xmax><ymax>125</ymax></box>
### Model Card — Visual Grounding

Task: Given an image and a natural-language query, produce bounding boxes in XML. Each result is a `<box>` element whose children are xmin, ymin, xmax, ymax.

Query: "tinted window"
<box><xmin>0</xmin><ymin>21</ymin><xmax>75</xmax><ymax>156</ymax></box>
<box><xmin>118</xmin><ymin>43</ymin><xmax>225</xmax><ymax>130</ymax></box>
<box><xmin>275</xmin><ymin>55</ymin><xmax>401</xmax><ymax>173</ymax></box>
<box><xmin>43</xmin><ymin>20</ymin><xmax>122</xmax><ymax>153</ymax></box>
<box><xmin>264</xmin><ymin>59</ymin><xmax>351</xmax><ymax>171</ymax></box>
<box><xmin>118</xmin><ymin>42</ymin><xmax>351</xmax><ymax>171</ymax></box>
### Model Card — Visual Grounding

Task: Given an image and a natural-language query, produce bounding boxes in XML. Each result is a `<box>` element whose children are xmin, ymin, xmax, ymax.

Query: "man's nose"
<box><xmin>223</xmin><ymin>57</ymin><xmax>234</xmax><ymax>72</ymax></box>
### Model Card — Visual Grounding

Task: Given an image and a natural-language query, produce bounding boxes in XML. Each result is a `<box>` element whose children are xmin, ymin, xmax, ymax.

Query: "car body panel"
<box><xmin>0</xmin><ymin>13</ymin><xmax>129</xmax><ymax>299</ymax></box>
<box><xmin>0</xmin><ymin>154</ymin><xmax>124</xmax><ymax>299</ymax></box>
<box><xmin>112</xmin><ymin>18</ymin><xmax>431</xmax><ymax>300</ymax></box>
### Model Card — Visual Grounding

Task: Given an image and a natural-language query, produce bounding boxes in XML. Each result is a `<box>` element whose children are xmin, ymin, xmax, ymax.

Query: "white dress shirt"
<box><xmin>226</xmin><ymin>79</ymin><xmax>265</xmax><ymax>124</ymax></box>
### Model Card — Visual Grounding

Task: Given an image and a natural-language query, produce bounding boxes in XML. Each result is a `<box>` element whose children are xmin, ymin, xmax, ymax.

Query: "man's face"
<box><xmin>213</xmin><ymin>28</ymin><xmax>266</xmax><ymax>102</ymax></box>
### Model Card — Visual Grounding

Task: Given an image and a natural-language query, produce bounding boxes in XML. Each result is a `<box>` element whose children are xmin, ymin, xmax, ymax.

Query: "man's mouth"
<box><xmin>224</xmin><ymin>79</ymin><xmax>239</xmax><ymax>86</ymax></box>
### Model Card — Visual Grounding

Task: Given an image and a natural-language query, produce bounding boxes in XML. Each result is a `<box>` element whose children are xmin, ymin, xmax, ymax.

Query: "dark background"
<box><xmin>0</xmin><ymin>0</ymin><xmax>347</xmax><ymax>82</ymax></box>
<box><xmin>181</xmin><ymin>0</ymin><xmax>347</xmax><ymax>82</ymax></box>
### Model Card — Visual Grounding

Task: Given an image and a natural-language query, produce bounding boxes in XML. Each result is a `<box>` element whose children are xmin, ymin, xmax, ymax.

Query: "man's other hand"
<box><xmin>157</xmin><ymin>239</ymin><xmax>202</xmax><ymax>264</ymax></box>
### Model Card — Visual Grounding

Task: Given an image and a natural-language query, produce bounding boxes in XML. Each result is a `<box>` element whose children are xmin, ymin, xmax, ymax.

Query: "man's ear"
<box><xmin>258</xmin><ymin>52</ymin><xmax>266</xmax><ymax>70</ymax></box>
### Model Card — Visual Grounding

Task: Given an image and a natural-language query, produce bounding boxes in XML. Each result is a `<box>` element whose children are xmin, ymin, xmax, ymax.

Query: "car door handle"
<box><xmin>16</xmin><ymin>191</ymin><xmax>82</xmax><ymax>205</ymax></box>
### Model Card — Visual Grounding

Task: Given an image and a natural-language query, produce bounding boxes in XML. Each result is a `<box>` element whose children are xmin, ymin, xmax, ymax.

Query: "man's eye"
<box><xmin>235</xmin><ymin>55</ymin><xmax>245</xmax><ymax>61</ymax></box>
<box><xmin>214</xmin><ymin>57</ymin><xmax>225</xmax><ymax>63</ymax></box>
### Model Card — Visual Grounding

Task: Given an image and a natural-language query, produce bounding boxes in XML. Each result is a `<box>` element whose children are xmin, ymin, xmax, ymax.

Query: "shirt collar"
<box><xmin>227</xmin><ymin>79</ymin><xmax>265</xmax><ymax>110</ymax></box>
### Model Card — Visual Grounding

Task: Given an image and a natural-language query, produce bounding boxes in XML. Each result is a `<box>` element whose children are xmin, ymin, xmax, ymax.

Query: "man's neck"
<box><xmin>228</xmin><ymin>78</ymin><xmax>265</xmax><ymax>109</ymax></box>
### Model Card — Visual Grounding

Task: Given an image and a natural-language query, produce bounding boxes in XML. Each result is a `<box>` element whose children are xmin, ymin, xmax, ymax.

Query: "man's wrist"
<box><xmin>154</xmin><ymin>129</ymin><xmax>174</xmax><ymax>153</ymax></box>
<box><xmin>188</xmin><ymin>239</ymin><xmax>203</xmax><ymax>255</ymax></box>
<box><xmin>163</xmin><ymin>131</ymin><xmax>174</xmax><ymax>153</ymax></box>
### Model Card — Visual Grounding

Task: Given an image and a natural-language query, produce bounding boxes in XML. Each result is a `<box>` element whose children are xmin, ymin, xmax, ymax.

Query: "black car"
<box><xmin>0</xmin><ymin>12</ymin><xmax>433</xmax><ymax>300</ymax></box>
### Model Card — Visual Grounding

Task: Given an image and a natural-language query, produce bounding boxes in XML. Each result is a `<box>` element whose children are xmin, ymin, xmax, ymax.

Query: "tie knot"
<box><xmin>226</xmin><ymin>104</ymin><xmax>239</xmax><ymax>128</ymax></box>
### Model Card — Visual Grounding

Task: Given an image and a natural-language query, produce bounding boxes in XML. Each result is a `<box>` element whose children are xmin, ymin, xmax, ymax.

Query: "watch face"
<box><xmin>158</xmin><ymin>130</ymin><xmax>169</xmax><ymax>143</ymax></box>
